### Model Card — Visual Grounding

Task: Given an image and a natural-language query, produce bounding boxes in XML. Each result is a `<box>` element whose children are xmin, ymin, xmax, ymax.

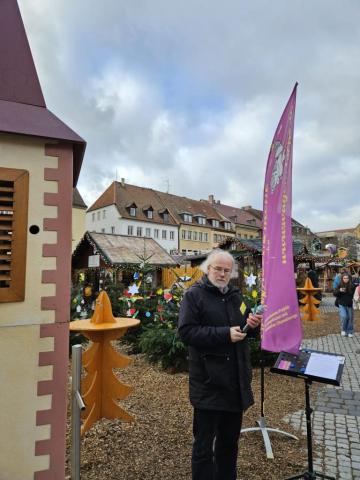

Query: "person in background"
<box><xmin>334</xmin><ymin>273</ymin><xmax>356</xmax><ymax>337</ymax></box>
<box><xmin>352</xmin><ymin>272</ymin><xmax>360</xmax><ymax>288</ymax></box>
<box><xmin>353</xmin><ymin>282</ymin><xmax>360</xmax><ymax>310</ymax></box>
<box><xmin>333</xmin><ymin>268</ymin><xmax>347</xmax><ymax>289</ymax></box>
<box><xmin>178</xmin><ymin>249</ymin><xmax>262</xmax><ymax>480</ymax></box>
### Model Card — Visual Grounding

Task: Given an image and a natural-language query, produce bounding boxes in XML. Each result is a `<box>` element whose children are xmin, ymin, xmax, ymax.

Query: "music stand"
<box><xmin>241</xmin><ymin>350</ymin><xmax>298</xmax><ymax>459</ymax></box>
<box><xmin>271</xmin><ymin>349</ymin><xmax>345</xmax><ymax>480</ymax></box>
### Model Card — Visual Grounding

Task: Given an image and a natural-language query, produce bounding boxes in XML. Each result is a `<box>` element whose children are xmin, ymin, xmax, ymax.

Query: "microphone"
<box><xmin>242</xmin><ymin>304</ymin><xmax>264</xmax><ymax>333</ymax></box>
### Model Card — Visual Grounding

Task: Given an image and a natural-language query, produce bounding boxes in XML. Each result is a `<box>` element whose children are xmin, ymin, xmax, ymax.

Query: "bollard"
<box><xmin>71</xmin><ymin>345</ymin><xmax>86</xmax><ymax>480</ymax></box>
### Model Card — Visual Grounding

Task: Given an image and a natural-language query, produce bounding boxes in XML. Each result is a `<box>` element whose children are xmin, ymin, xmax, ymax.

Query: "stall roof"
<box><xmin>219</xmin><ymin>237</ymin><xmax>308</xmax><ymax>256</ymax></box>
<box><xmin>73</xmin><ymin>232</ymin><xmax>177</xmax><ymax>267</ymax></box>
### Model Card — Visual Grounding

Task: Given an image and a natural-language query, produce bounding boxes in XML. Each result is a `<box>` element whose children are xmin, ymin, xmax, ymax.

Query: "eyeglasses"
<box><xmin>209</xmin><ymin>265</ymin><xmax>232</xmax><ymax>274</ymax></box>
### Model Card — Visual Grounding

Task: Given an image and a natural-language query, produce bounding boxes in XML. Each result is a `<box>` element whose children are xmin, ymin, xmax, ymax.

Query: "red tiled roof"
<box><xmin>88</xmin><ymin>182</ymin><xmax>234</xmax><ymax>232</ymax></box>
<box><xmin>155</xmin><ymin>191</ymin><xmax>228</xmax><ymax>228</ymax></box>
<box><xmin>87</xmin><ymin>182</ymin><xmax>177</xmax><ymax>225</ymax></box>
<box><xmin>213</xmin><ymin>203</ymin><xmax>262</xmax><ymax>228</ymax></box>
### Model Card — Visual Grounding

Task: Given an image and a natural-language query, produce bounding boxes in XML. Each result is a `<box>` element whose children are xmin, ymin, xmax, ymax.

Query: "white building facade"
<box><xmin>86</xmin><ymin>205</ymin><xmax>179</xmax><ymax>253</ymax></box>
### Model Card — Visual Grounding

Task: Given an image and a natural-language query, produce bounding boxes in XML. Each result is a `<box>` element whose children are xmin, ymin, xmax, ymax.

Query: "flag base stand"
<box><xmin>241</xmin><ymin>413</ymin><xmax>298</xmax><ymax>460</ymax></box>
<box><xmin>241</xmin><ymin>355</ymin><xmax>298</xmax><ymax>459</ymax></box>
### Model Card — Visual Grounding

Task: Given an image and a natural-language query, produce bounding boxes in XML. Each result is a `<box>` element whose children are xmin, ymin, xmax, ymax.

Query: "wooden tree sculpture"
<box><xmin>70</xmin><ymin>291</ymin><xmax>140</xmax><ymax>434</ymax></box>
<box><xmin>297</xmin><ymin>278</ymin><xmax>322</xmax><ymax>322</ymax></box>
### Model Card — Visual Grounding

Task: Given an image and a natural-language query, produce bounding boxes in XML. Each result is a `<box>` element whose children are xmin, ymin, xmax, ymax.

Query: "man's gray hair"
<box><xmin>200</xmin><ymin>249</ymin><xmax>237</xmax><ymax>278</ymax></box>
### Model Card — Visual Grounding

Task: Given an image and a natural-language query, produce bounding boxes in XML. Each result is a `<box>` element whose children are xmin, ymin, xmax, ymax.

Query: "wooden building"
<box><xmin>72</xmin><ymin>231</ymin><xmax>176</xmax><ymax>291</ymax></box>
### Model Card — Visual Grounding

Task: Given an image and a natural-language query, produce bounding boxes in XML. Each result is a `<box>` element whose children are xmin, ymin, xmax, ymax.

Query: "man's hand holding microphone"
<box><xmin>230</xmin><ymin>305</ymin><xmax>263</xmax><ymax>343</ymax></box>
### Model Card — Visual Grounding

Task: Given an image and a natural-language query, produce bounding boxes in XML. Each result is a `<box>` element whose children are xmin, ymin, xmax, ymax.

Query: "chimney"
<box><xmin>208</xmin><ymin>194</ymin><xmax>215</xmax><ymax>204</ymax></box>
<box><xmin>242</xmin><ymin>205</ymin><xmax>252</xmax><ymax>210</ymax></box>
<box><xmin>121</xmin><ymin>177</ymin><xmax>125</xmax><ymax>187</ymax></box>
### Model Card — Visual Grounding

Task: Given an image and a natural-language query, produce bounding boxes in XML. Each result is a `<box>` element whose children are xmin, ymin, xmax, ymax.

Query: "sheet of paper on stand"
<box><xmin>304</xmin><ymin>352</ymin><xmax>343</xmax><ymax>380</ymax></box>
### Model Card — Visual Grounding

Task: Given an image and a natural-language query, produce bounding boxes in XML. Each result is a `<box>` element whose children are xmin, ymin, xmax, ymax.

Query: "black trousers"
<box><xmin>192</xmin><ymin>408</ymin><xmax>243</xmax><ymax>480</ymax></box>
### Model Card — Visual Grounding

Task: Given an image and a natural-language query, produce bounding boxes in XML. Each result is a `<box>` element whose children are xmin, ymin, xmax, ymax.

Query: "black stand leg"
<box><xmin>241</xmin><ymin>351</ymin><xmax>298</xmax><ymax>459</ymax></box>
<box><xmin>285</xmin><ymin>379</ymin><xmax>335</xmax><ymax>480</ymax></box>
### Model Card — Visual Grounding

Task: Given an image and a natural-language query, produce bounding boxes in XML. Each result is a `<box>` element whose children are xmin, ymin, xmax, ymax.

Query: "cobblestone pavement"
<box><xmin>320</xmin><ymin>295</ymin><xmax>340</xmax><ymax>314</ymax></box>
<box><xmin>283</xmin><ymin>332</ymin><xmax>360</xmax><ymax>479</ymax></box>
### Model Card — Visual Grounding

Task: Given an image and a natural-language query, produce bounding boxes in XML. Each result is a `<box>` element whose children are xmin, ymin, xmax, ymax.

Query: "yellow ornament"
<box><xmin>240</xmin><ymin>302</ymin><xmax>247</xmax><ymax>315</ymax></box>
<box><xmin>84</xmin><ymin>286</ymin><xmax>92</xmax><ymax>297</ymax></box>
<box><xmin>252</xmin><ymin>290</ymin><xmax>258</xmax><ymax>299</ymax></box>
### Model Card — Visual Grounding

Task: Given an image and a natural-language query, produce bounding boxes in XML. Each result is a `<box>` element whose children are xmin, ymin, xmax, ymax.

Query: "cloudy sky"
<box><xmin>19</xmin><ymin>0</ymin><xmax>360</xmax><ymax>232</ymax></box>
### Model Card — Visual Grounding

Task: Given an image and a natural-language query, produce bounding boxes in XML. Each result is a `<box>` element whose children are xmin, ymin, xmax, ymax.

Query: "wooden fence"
<box><xmin>162</xmin><ymin>266</ymin><xmax>203</xmax><ymax>289</ymax></box>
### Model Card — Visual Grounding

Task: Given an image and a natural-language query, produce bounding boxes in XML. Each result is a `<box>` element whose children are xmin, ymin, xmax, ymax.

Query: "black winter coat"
<box><xmin>334</xmin><ymin>284</ymin><xmax>356</xmax><ymax>307</ymax></box>
<box><xmin>178</xmin><ymin>276</ymin><xmax>256</xmax><ymax>412</ymax></box>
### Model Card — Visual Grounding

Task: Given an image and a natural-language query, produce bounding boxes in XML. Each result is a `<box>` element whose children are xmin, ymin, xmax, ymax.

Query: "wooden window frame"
<box><xmin>0</xmin><ymin>167</ymin><xmax>29</xmax><ymax>302</ymax></box>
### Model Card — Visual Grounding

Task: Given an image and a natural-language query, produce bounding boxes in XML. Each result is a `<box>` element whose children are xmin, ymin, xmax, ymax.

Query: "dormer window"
<box><xmin>183</xmin><ymin>213</ymin><xmax>192</xmax><ymax>223</ymax></box>
<box><xmin>223</xmin><ymin>222</ymin><xmax>231</xmax><ymax>230</ymax></box>
<box><xmin>194</xmin><ymin>214</ymin><xmax>206</xmax><ymax>225</ymax></box>
<box><xmin>143</xmin><ymin>205</ymin><xmax>154</xmax><ymax>219</ymax></box>
<box><xmin>159</xmin><ymin>208</ymin><xmax>170</xmax><ymax>223</ymax></box>
<box><xmin>246</xmin><ymin>219</ymin><xmax>256</xmax><ymax>225</ymax></box>
<box><xmin>212</xmin><ymin>219</ymin><xmax>219</xmax><ymax>228</ymax></box>
<box><xmin>126</xmin><ymin>202</ymin><xmax>137</xmax><ymax>217</ymax></box>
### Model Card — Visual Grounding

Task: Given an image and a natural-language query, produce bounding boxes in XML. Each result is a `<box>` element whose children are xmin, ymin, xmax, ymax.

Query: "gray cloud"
<box><xmin>18</xmin><ymin>0</ymin><xmax>360</xmax><ymax>231</ymax></box>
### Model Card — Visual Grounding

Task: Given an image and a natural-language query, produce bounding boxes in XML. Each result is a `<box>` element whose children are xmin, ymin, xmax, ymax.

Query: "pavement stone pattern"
<box><xmin>282</xmin><ymin>330</ymin><xmax>360</xmax><ymax>479</ymax></box>
<box><xmin>320</xmin><ymin>294</ymin><xmax>341</xmax><ymax>314</ymax></box>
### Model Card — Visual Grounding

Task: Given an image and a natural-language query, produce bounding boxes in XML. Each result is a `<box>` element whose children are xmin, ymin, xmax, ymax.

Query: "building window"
<box><xmin>154</xmin><ymin>229</ymin><xmax>159</xmax><ymax>238</ymax></box>
<box><xmin>111</xmin><ymin>226</ymin><xmax>115</xmax><ymax>234</ymax></box>
<box><xmin>147</xmin><ymin>210</ymin><xmax>153</xmax><ymax>219</ymax></box>
<box><xmin>193</xmin><ymin>231</ymin><xmax>198</xmax><ymax>241</ymax></box>
<box><xmin>163</xmin><ymin>213</ymin><xmax>169</xmax><ymax>222</ymax></box>
<box><xmin>204</xmin><ymin>233</ymin><xmax>208</xmax><ymax>242</ymax></box>
<box><xmin>224</xmin><ymin>222</ymin><xmax>231</xmax><ymax>230</ymax></box>
<box><xmin>244</xmin><ymin>234</ymin><xmax>248</xmax><ymax>239</ymax></box>
<box><xmin>92</xmin><ymin>212</ymin><xmax>95</xmax><ymax>222</ymax></box>
<box><xmin>170</xmin><ymin>231</ymin><xmax>175</xmax><ymax>240</ymax></box>
<box><xmin>183</xmin><ymin>213</ymin><xmax>192</xmax><ymax>223</ymax></box>
<box><xmin>0</xmin><ymin>168</ymin><xmax>29</xmax><ymax>302</ymax></box>
<box><xmin>137</xmin><ymin>227</ymin><xmax>143</xmax><ymax>236</ymax></box>
<box><xmin>101</xmin><ymin>228</ymin><xmax>105</xmax><ymax>233</ymax></box>
<box><xmin>97</xmin><ymin>211</ymin><xmax>101</xmax><ymax>220</ymax></box>
<box><xmin>162</xmin><ymin>230</ymin><xmax>167</xmax><ymax>239</ymax></box>
<box><xmin>186</xmin><ymin>230</ymin><xmax>192</xmax><ymax>240</ymax></box>
<box><xmin>212</xmin><ymin>219</ymin><xmax>219</xmax><ymax>228</ymax></box>
<box><xmin>214</xmin><ymin>234</ymin><xmax>218</xmax><ymax>242</ymax></box>
<box><xmin>199</xmin><ymin>232</ymin><xmax>203</xmax><ymax>242</ymax></box>
<box><xmin>128</xmin><ymin>225</ymin><xmax>134</xmax><ymax>235</ymax></box>
<box><xmin>145</xmin><ymin>227</ymin><xmax>151</xmax><ymax>237</ymax></box>
<box><xmin>197</xmin><ymin>217</ymin><xmax>206</xmax><ymax>225</ymax></box>
<box><xmin>103</xmin><ymin>210</ymin><xmax>106</xmax><ymax>219</ymax></box>
<box><xmin>181</xmin><ymin>230</ymin><xmax>186</xmax><ymax>239</ymax></box>
<box><xmin>130</xmin><ymin>207</ymin><xmax>136</xmax><ymax>217</ymax></box>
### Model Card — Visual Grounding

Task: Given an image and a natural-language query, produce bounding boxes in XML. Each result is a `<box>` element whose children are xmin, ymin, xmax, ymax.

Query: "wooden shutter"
<box><xmin>0</xmin><ymin>168</ymin><xmax>29</xmax><ymax>302</ymax></box>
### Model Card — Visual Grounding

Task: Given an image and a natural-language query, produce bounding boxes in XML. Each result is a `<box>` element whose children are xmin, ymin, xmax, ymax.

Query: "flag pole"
<box><xmin>241</xmin><ymin>83</ymin><xmax>301</xmax><ymax>458</ymax></box>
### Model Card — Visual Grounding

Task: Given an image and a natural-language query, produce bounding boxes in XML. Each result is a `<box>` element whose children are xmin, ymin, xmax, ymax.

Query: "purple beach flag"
<box><xmin>261</xmin><ymin>83</ymin><xmax>303</xmax><ymax>354</ymax></box>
